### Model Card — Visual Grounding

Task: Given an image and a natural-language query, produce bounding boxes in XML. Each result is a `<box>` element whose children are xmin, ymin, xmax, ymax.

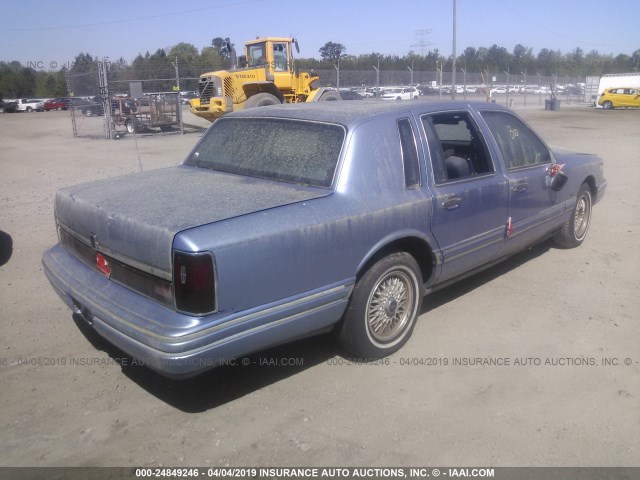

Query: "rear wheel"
<box><xmin>553</xmin><ymin>183</ymin><xmax>592</xmax><ymax>248</ymax></box>
<box><xmin>244</xmin><ymin>93</ymin><xmax>280</xmax><ymax>109</ymax></box>
<box><xmin>319</xmin><ymin>90</ymin><xmax>342</xmax><ymax>101</ymax></box>
<box><xmin>338</xmin><ymin>252</ymin><xmax>422</xmax><ymax>359</ymax></box>
<box><xmin>26</xmin><ymin>107</ymin><xmax>33</xmax><ymax>112</ymax></box>
<box><xmin>85</xmin><ymin>109</ymin><xmax>93</xmax><ymax>117</ymax></box>
<box><xmin>602</xmin><ymin>101</ymin><xmax>613</xmax><ymax>110</ymax></box>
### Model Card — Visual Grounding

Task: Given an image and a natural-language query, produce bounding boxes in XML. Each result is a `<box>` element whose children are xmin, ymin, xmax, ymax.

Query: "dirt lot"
<box><xmin>0</xmin><ymin>102</ymin><xmax>638</xmax><ymax>468</ymax></box>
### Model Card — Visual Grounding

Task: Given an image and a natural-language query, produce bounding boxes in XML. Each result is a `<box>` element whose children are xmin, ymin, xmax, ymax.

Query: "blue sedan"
<box><xmin>42</xmin><ymin>101</ymin><xmax>606</xmax><ymax>378</ymax></box>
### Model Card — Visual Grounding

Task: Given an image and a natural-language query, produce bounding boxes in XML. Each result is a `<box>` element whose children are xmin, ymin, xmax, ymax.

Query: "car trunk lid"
<box><xmin>55</xmin><ymin>165</ymin><xmax>331</xmax><ymax>274</ymax></box>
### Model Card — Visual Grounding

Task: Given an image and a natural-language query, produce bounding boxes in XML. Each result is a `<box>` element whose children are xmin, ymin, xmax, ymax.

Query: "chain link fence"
<box><xmin>63</xmin><ymin>58</ymin><xmax>589</xmax><ymax>139</ymax></box>
<box><xmin>65</xmin><ymin>59</ymin><xmax>207</xmax><ymax>139</ymax></box>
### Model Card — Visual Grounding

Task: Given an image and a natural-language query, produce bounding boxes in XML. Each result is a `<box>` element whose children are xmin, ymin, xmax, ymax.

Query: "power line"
<box><xmin>0</xmin><ymin>0</ymin><xmax>263</xmax><ymax>32</ymax></box>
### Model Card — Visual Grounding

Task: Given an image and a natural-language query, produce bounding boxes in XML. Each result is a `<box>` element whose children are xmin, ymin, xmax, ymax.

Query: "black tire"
<box><xmin>395</xmin><ymin>97</ymin><xmax>401</xmax><ymax>101</ymax></box>
<box><xmin>85</xmin><ymin>109</ymin><xmax>93</xmax><ymax>117</ymax></box>
<box><xmin>26</xmin><ymin>107</ymin><xmax>33</xmax><ymax>112</ymax></box>
<box><xmin>319</xmin><ymin>90</ymin><xmax>342</xmax><ymax>102</ymax></box>
<box><xmin>602</xmin><ymin>101</ymin><xmax>613</xmax><ymax>110</ymax></box>
<box><xmin>244</xmin><ymin>93</ymin><xmax>280</xmax><ymax>109</ymax></box>
<box><xmin>125</xmin><ymin>119</ymin><xmax>137</xmax><ymax>134</ymax></box>
<box><xmin>553</xmin><ymin>183</ymin><xmax>592</xmax><ymax>248</ymax></box>
<box><xmin>338</xmin><ymin>252</ymin><xmax>423</xmax><ymax>359</ymax></box>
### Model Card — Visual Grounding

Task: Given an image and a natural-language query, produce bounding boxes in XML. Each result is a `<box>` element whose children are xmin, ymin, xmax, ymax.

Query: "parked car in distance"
<box><xmin>598</xmin><ymin>87</ymin><xmax>640</xmax><ymax>109</ymax></box>
<box><xmin>418</xmin><ymin>86</ymin><xmax>440</xmax><ymax>96</ymax></box>
<box><xmin>43</xmin><ymin>98</ymin><xmax>70</xmax><ymax>111</ymax></box>
<box><xmin>42</xmin><ymin>101</ymin><xmax>606</xmax><ymax>378</ymax></box>
<box><xmin>65</xmin><ymin>97</ymin><xmax>92</xmax><ymax>110</ymax></box>
<box><xmin>15</xmin><ymin>98</ymin><xmax>44</xmax><ymax>112</ymax></box>
<box><xmin>354</xmin><ymin>88</ymin><xmax>374</xmax><ymax>98</ymax></box>
<box><xmin>338</xmin><ymin>90</ymin><xmax>363</xmax><ymax>100</ymax></box>
<box><xmin>490</xmin><ymin>87</ymin><xmax>507</xmax><ymax>94</ymax></box>
<box><xmin>79</xmin><ymin>97</ymin><xmax>105</xmax><ymax>116</ymax></box>
<box><xmin>0</xmin><ymin>99</ymin><xmax>18</xmax><ymax>113</ymax></box>
<box><xmin>179</xmin><ymin>91</ymin><xmax>199</xmax><ymax>105</ymax></box>
<box><xmin>382</xmin><ymin>87</ymin><xmax>420</xmax><ymax>100</ymax></box>
<box><xmin>75</xmin><ymin>96</ymin><xmax>137</xmax><ymax>117</ymax></box>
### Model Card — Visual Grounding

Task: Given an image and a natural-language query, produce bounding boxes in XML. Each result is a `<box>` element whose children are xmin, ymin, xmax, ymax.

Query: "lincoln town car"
<box><xmin>42</xmin><ymin>101</ymin><xmax>607</xmax><ymax>378</ymax></box>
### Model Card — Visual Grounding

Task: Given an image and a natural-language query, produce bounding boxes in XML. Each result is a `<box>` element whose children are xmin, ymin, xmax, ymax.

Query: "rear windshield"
<box><xmin>186</xmin><ymin>117</ymin><xmax>345</xmax><ymax>188</ymax></box>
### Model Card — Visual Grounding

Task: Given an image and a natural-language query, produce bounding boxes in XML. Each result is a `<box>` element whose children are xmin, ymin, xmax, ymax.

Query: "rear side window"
<box><xmin>421</xmin><ymin>111</ymin><xmax>495</xmax><ymax>183</ymax></box>
<box><xmin>187</xmin><ymin>117</ymin><xmax>345</xmax><ymax>188</ymax></box>
<box><xmin>397</xmin><ymin>118</ymin><xmax>420</xmax><ymax>188</ymax></box>
<box><xmin>481</xmin><ymin>111</ymin><xmax>551</xmax><ymax>170</ymax></box>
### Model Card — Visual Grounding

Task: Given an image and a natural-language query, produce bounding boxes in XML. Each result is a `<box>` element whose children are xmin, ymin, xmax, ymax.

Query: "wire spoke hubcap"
<box><xmin>367</xmin><ymin>270</ymin><xmax>415</xmax><ymax>343</ymax></box>
<box><xmin>574</xmin><ymin>193</ymin><xmax>591</xmax><ymax>240</ymax></box>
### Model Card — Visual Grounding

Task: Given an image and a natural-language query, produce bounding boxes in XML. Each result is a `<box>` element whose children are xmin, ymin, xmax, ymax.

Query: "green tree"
<box><xmin>319</xmin><ymin>42</ymin><xmax>346</xmax><ymax>63</ymax></box>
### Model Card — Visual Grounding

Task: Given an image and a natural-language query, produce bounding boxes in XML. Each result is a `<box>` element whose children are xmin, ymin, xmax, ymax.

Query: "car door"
<box><xmin>480</xmin><ymin>110</ymin><xmax>563</xmax><ymax>255</ymax></box>
<box><xmin>621</xmin><ymin>88</ymin><xmax>640</xmax><ymax>107</ymax></box>
<box><xmin>421</xmin><ymin>111</ymin><xmax>508</xmax><ymax>283</ymax></box>
<box><xmin>270</xmin><ymin>41</ymin><xmax>293</xmax><ymax>91</ymax></box>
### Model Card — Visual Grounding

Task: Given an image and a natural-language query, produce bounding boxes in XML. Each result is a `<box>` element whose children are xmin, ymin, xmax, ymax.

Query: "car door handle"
<box><xmin>511</xmin><ymin>181</ymin><xmax>528</xmax><ymax>193</ymax></box>
<box><xmin>442</xmin><ymin>195</ymin><xmax>461</xmax><ymax>210</ymax></box>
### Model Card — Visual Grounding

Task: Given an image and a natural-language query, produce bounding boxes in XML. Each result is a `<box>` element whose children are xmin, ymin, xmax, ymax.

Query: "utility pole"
<box><xmin>170</xmin><ymin>55</ymin><xmax>184</xmax><ymax>135</ymax></box>
<box><xmin>408</xmin><ymin>64</ymin><xmax>414</xmax><ymax>98</ymax></box>
<box><xmin>97</xmin><ymin>58</ymin><xmax>113</xmax><ymax>139</ymax></box>
<box><xmin>503</xmin><ymin>67</ymin><xmax>510</xmax><ymax>107</ymax></box>
<box><xmin>461</xmin><ymin>67</ymin><xmax>466</xmax><ymax>100</ymax></box>
<box><xmin>437</xmin><ymin>61</ymin><xmax>442</xmax><ymax>99</ymax></box>
<box><xmin>451</xmin><ymin>0</ymin><xmax>457</xmax><ymax>100</ymax></box>
<box><xmin>373</xmin><ymin>59</ymin><xmax>380</xmax><ymax>97</ymax></box>
<box><xmin>412</xmin><ymin>29</ymin><xmax>434</xmax><ymax>56</ymax></box>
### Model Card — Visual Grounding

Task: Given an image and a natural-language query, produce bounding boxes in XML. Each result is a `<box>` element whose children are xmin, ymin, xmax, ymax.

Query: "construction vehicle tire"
<box><xmin>319</xmin><ymin>91</ymin><xmax>342</xmax><ymax>101</ymax></box>
<box><xmin>244</xmin><ymin>93</ymin><xmax>281</xmax><ymax>109</ymax></box>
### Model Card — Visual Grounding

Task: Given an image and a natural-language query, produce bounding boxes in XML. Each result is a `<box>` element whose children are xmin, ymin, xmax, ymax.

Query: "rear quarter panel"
<box><xmin>174</xmin><ymin>115</ymin><xmax>437</xmax><ymax>315</ymax></box>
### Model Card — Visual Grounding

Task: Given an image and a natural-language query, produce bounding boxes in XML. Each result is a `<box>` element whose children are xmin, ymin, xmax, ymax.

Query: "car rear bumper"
<box><xmin>42</xmin><ymin>245</ymin><xmax>352</xmax><ymax>378</ymax></box>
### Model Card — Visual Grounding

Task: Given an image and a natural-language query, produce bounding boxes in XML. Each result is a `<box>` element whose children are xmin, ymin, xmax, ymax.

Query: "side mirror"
<box><xmin>550</xmin><ymin>170</ymin><xmax>568</xmax><ymax>191</ymax></box>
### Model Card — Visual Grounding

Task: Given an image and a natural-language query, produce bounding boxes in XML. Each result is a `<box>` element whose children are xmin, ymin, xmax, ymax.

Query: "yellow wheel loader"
<box><xmin>189</xmin><ymin>37</ymin><xmax>340</xmax><ymax>122</ymax></box>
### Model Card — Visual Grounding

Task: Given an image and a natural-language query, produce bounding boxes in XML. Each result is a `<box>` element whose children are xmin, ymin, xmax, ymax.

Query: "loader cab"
<box><xmin>245</xmin><ymin>38</ymin><xmax>294</xmax><ymax>73</ymax></box>
<box><xmin>245</xmin><ymin>37</ymin><xmax>296</xmax><ymax>91</ymax></box>
<box><xmin>247</xmin><ymin>42</ymin><xmax>267</xmax><ymax>67</ymax></box>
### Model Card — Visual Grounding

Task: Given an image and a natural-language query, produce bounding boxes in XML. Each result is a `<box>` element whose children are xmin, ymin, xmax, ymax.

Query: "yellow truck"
<box><xmin>189</xmin><ymin>37</ymin><xmax>340</xmax><ymax>121</ymax></box>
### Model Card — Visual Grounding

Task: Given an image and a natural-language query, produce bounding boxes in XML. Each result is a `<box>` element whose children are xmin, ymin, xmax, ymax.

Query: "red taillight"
<box><xmin>173</xmin><ymin>251</ymin><xmax>216</xmax><ymax>315</ymax></box>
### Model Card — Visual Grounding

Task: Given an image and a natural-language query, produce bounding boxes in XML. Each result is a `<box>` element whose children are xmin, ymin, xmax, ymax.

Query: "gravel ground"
<box><xmin>0</xmin><ymin>102</ymin><xmax>638</xmax><ymax>468</ymax></box>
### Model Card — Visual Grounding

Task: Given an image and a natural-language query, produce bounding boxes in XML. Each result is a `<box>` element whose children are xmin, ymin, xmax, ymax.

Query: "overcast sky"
<box><xmin>1</xmin><ymin>0</ymin><xmax>637</xmax><ymax>68</ymax></box>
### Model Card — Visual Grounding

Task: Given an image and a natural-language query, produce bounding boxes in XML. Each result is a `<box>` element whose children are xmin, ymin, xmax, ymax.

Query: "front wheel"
<box><xmin>244</xmin><ymin>92</ymin><xmax>280</xmax><ymax>109</ymax></box>
<box><xmin>553</xmin><ymin>183</ymin><xmax>592</xmax><ymax>248</ymax></box>
<box><xmin>602</xmin><ymin>101</ymin><xmax>613</xmax><ymax>110</ymax></box>
<box><xmin>338</xmin><ymin>252</ymin><xmax>423</xmax><ymax>359</ymax></box>
<box><xmin>319</xmin><ymin>90</ymin><xmax>342</xmax><ymax>101</ymax></box>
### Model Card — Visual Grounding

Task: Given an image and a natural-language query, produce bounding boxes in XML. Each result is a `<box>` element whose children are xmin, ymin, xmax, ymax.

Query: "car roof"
<box><xmin>228</xmin><ymin>100</ymin><xmax>511</xmax><ymax>129</ymax></box>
